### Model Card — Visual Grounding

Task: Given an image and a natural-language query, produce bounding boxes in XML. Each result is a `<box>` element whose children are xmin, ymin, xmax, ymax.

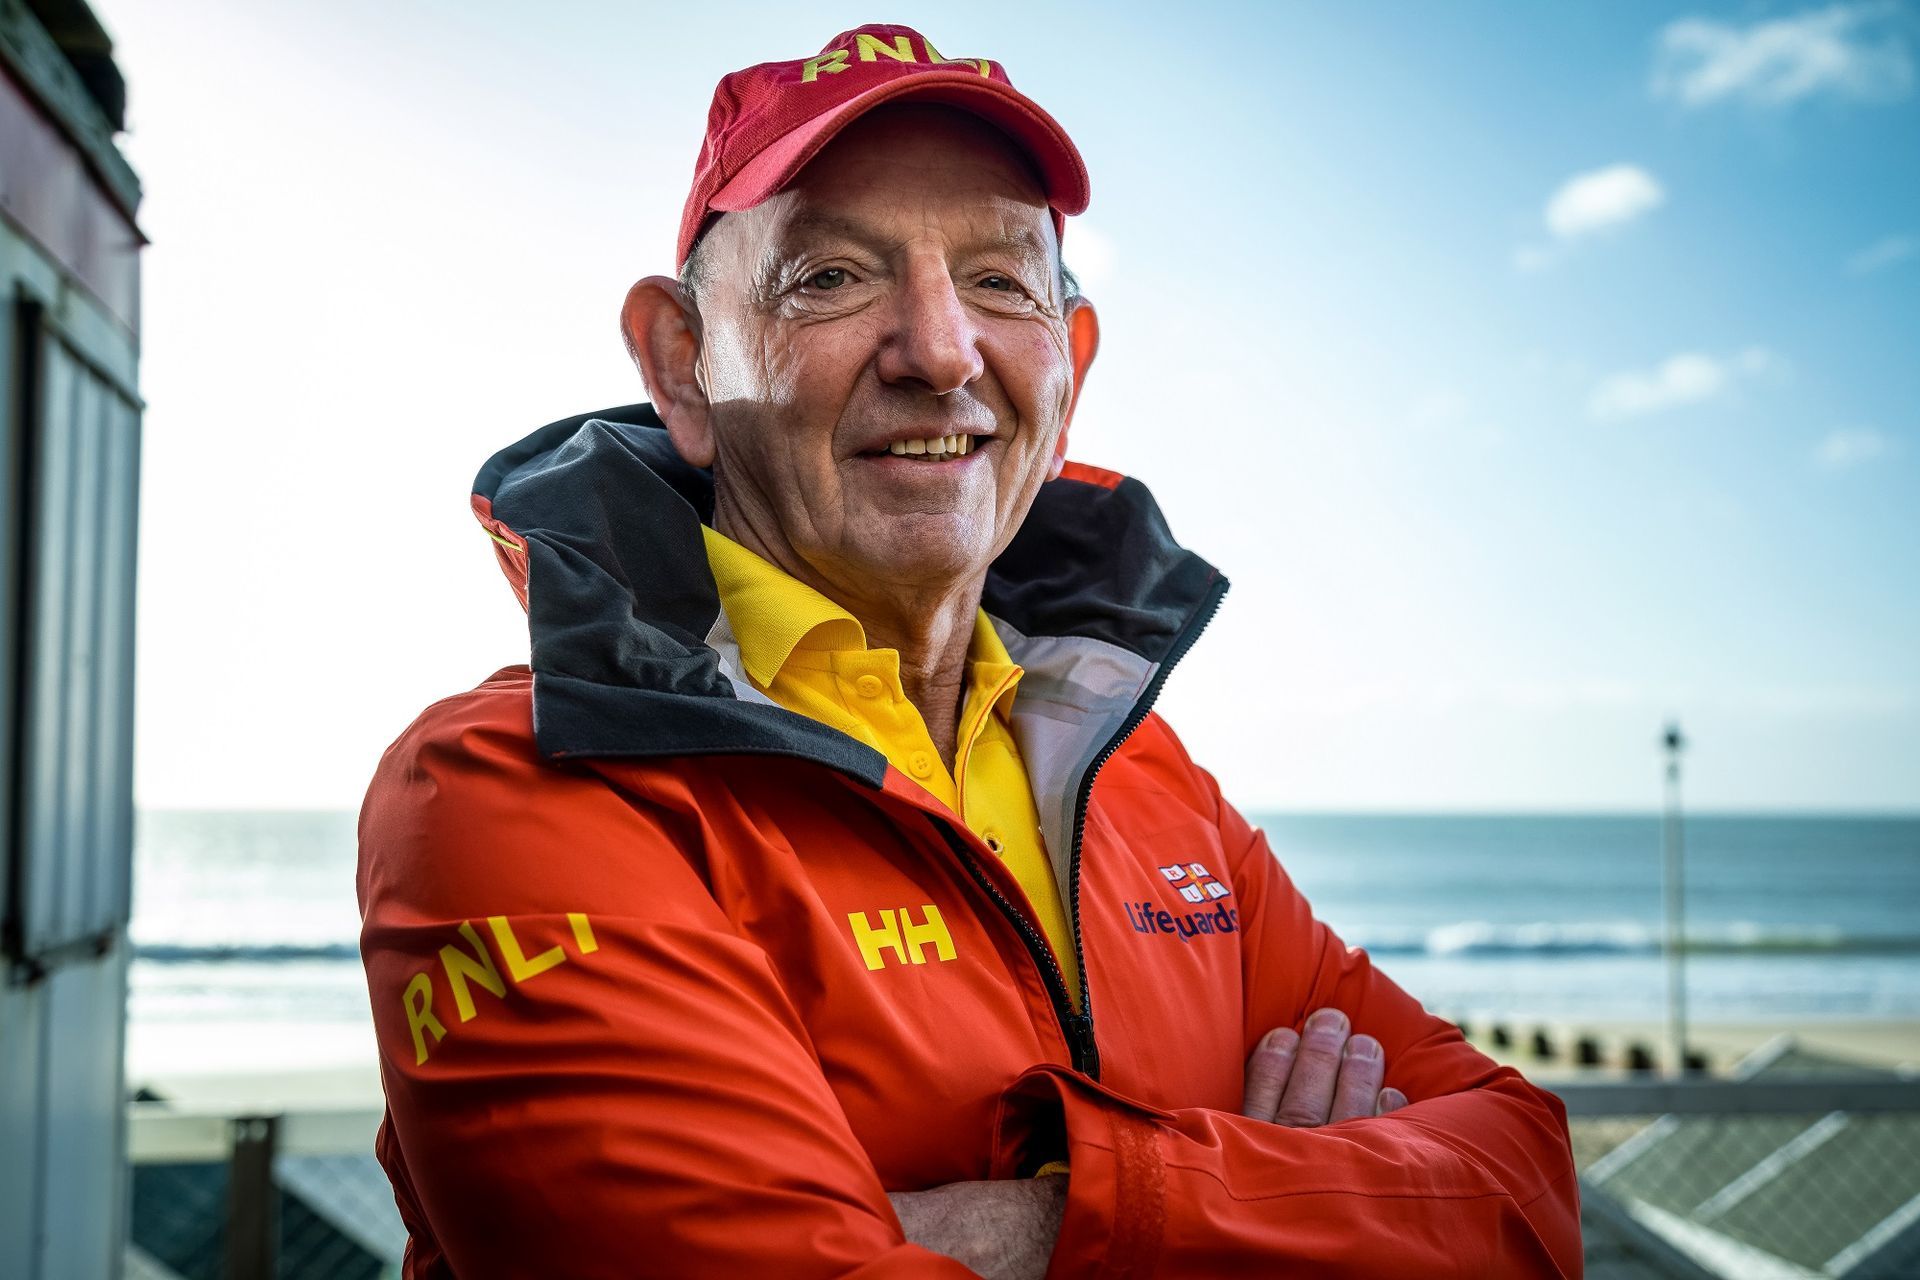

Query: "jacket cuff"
<box><xmin>992</xmin><ymin>1064</ymin><xmax>1171</xmax><ymax>1277</ymax></box>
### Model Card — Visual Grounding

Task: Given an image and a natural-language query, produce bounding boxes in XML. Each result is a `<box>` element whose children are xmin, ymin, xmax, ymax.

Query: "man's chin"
<box><xmin>841</xmin><ymin>514</ymin><xmax>999</xmax><ymax>591</ymax></box>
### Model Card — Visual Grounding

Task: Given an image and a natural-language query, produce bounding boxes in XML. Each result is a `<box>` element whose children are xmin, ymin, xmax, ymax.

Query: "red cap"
<box><xmin>677</xmin><ymin>24</ymin><xmax>1090</xmax><ymax>268</ymax></box>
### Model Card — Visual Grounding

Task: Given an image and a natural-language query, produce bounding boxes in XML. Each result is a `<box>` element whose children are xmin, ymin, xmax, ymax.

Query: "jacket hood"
<box><xmin>469</xmin><ymin>403</ymin><xmax>1227</xmax><ymax>849</ymax></box>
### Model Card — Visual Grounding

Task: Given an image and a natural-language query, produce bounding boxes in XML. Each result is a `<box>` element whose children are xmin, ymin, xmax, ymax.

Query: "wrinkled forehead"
<box><xmin>699</xmin><ymin>105</ymin><xmax>1058</xmax><ymax>275</ymax></box>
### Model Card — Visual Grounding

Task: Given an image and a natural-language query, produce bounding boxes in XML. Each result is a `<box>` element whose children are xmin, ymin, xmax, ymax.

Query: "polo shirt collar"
<box><xmin>966</xmin><ymin>610</ymin><xmax>1025</xmax><ymax>723</ymax></box>
<box><xmin>701</xmin><ymin>526</ymin><xmax>864</xmax><ymax>688</ymax></box>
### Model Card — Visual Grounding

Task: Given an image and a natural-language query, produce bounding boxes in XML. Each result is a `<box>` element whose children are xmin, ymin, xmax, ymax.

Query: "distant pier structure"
<box><xmin>0</xmin><ymin>0</ymin><xmax>144</xmax><ymax>1276</ymax></box>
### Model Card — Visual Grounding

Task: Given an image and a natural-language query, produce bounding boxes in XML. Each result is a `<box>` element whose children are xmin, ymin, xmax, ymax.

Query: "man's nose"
<box><xmin>876</xmin><ymin>261</ymin><xmax>986</xmax><ymax>394</ymax></box>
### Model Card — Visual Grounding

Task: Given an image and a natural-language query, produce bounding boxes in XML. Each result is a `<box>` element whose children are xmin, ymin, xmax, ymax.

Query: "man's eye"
<box><xmin>806</xmin><ymin>268</ymin><xmax>848</xmax><ymax>290</ymax></box>
<box><xmin>979</xmin><ymin>275</ymin><xmax>1015</xmax><ymax>291</ymax></box>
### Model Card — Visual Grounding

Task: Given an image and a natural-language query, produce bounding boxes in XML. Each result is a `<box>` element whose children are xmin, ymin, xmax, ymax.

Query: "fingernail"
<box><xmin>1345</xmin><ymin>1034</ymin><xmax>1382</xmax><ymax>1061</ymax></box>
<box><xmin>1306</xmin><ymin>1008</ymin><xmax>1348</xmax><ymax>1038</ymax></box>
<box><xmin>1262</xmin><ymin>1027</ymin><xmax>1299</xmax><ymax>1054</ymax></box>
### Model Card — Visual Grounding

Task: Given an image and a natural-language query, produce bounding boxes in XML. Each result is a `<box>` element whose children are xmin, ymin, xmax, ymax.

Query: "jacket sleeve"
<box><xmin>993</xmin><ymin>740</ymin><xmax>1582</xmax><ymax>1277</ymax></box>
<box><xmin>356</xmin><ymin>696</ymin><xmax>977</xmax><ymax>1280</ymax></box>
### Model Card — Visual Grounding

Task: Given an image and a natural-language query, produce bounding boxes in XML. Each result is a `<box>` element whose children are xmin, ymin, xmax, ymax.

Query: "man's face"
<box><xmin>685</xmin><ymin>105</ymin><xmax>1079</xmax><ymax>600</ymax></box>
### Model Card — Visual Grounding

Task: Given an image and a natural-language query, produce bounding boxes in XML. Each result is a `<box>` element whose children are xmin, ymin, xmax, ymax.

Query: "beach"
<box><xmin>1466</xmin><ymin>1017</ymin><xmax>1920</xmax><ymax>1081</ymax></box>
<box><xmin>127</xmin><ymin>809</ymin><xmax>1920</xmax><ymax>1109</ymax></box>
<box><xmin>128</xmin><ymin>1017</ymin><xmax>1920</xmax><ymax>1118</ymax></box>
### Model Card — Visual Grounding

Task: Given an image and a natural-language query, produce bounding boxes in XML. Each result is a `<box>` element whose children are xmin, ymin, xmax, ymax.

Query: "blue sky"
<box><xmin>104</xmin><ymin>0</ymin><xmax>1918</xmax><ymax>811</ymax></box>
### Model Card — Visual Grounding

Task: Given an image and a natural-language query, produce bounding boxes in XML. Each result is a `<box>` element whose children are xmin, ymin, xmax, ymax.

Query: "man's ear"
<box><xmin>1048</xmin><ymin>297</ymin><xmax>1101</xmax><ymax>480</ymax></box>
<box><xmin>621</xmin><ymin>276</ymin><xmax>714</xmax><ymax>468</ymax></box>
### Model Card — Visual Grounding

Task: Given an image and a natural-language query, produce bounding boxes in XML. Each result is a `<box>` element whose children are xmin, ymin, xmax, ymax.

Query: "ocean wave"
<box><xmin>134</xmin><ymin>942</ymin><xmax>360</xmax><ymax>964</ymax></box>
<box><xmin>1353</xmin><ymin>921</ymin><xmax>1920</xmax><ymax>958</ymax></box>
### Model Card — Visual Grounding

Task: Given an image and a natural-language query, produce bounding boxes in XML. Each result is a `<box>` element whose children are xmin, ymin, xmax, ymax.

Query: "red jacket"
<box><xmin>358</xmin><ymin>404</ymin><xmax>1581</xmax><ymax>1277</ymax></box>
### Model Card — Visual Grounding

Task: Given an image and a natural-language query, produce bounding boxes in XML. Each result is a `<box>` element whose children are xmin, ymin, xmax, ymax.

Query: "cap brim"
<box><xmin>708</xmin><ymin>71</ymin><xmax>1090</xmax><ymax>220</ymax></box>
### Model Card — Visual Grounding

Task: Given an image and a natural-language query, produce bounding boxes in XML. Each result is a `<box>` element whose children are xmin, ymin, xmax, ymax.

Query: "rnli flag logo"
<box><xmin>1128</xmin><ymin>863</ymin><xmax>1238</xmax><ymax>942</ymax></box>
<box><xmin>1158</xmin><ymin>862</ymin><xmax>1231</xmax><ymax>905</ymax></box>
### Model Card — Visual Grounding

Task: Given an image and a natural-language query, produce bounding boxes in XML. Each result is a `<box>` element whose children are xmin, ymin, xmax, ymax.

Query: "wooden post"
<box><xmin>227</xmin><ymin>1114</ymin><xmax>279</xmax><ymax>1280</ymax></box>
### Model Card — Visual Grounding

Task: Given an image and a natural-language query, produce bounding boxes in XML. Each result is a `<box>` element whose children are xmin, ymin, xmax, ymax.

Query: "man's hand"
<box><xmin>1241</xmin><ymin>1006</ymin><xmax>1409</xmax><ymax>1125</ymax></box>
<box><xmin>893</xmin><ymin>1007</ymin><xmax>1404</xmax><ymax>1275</ymax></box>
<box><xmin>888</xmin><ymin>1175</ymin><xmax>1065</xmax><ymax>1280</ymax></box>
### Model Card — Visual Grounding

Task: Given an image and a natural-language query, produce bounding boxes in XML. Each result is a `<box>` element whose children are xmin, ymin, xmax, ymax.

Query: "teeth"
<box><xmin>884</xmin><ymin>435</ymin><xmax>978</xmax><ymax>459</ymax></box>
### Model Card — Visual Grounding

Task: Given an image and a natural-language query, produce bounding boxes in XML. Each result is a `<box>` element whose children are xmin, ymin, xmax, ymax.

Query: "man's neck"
<box><xmin>715</xmin><ymin>508</ymin><xmax>981</xmax><ymax>769</ymax></box>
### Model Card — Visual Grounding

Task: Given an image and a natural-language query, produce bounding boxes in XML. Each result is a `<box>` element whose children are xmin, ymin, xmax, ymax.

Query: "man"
<box><xmin>358</xmin><ymin>24</ymin><xmax>1580</xmax><ymax>1278</ymax></box>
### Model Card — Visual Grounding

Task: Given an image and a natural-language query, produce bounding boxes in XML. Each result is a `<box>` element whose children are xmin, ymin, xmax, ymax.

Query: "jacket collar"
<box><xmin>470</xmin><ymin>403</ymin><xmax>1227</xmax><ymax>813</ymax></box>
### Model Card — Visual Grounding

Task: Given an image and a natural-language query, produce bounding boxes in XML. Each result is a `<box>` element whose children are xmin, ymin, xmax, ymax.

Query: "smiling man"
<box><xmin>357</xmin><ymin>24</ymin><xmax>1581</xmax><ymax>1279</ymax></box>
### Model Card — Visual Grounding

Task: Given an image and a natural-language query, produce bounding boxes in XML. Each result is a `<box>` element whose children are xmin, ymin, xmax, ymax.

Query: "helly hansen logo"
<box><xmin>847</xmin><ymin>905</ymin><xmax>957</xmax><ymax>971</ymax></box>
<box><xmin>1126</xmin><ymin>864</ymin><xmax>1239</xmax><ymax>943</ymax></box>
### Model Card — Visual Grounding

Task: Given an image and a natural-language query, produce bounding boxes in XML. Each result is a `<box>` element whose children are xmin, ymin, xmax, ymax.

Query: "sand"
<box><xmin>127</xmin><ymin>1016</ymin><xmax>1920</xmax><ymax>1118</ymax></box>
<box><xmin>1456</xmin><ymin>1016</ymin><xmax>1920</xmax><ymax>1081</ymax></box>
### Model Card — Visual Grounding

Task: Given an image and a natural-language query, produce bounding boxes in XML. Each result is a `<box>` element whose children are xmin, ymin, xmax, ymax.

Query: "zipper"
<box><xmin>935</xmin><ymin>575</ymin><xmax>1229</xmax><ymax>1080</ymax></box>
<box><xmin>934</xmin><ymin>822</ymin><xmax>1094</xmax><ymax>1072</ymax></box>
<box><xmin>1058</xmin><ymin>577</ymin><xmax>1228</xmax><ymax>1077</ymax></box>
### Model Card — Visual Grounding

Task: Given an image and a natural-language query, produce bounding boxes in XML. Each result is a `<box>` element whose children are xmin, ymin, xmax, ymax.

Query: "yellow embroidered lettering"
<box><xmin>488</xmin><ymin>915</ymin><xmax>567</xmax><ymax>982</ymax></box>
<box><xmin>920</xmin><ymin>38</ymin><xmax>990</xmax><ymax>77</ymax></box>
<box><xmin>851</xmin><ymin>905</ymin><xmax>958</xmax><ymax>969</ymax></box>
<box><xmin>801</xmin><ymin>48</ymin><xmax>850</xmax><ymax>82</ymax></box>
<box><xmin>438</xmin><ymin>920</ymin><xmax>506</xmax><ymax>1022</ymax></box>
<box><xmin>403</xmin><ymin>972</ymin><xmax>447</xmax><ymax>1065</ymax></box>
<box><xmin>856</xmin><ymin>33</ymin><xmax>916</xmax><ymax>63</ymax></box>
<box><xmin>568</xmin><ymin>912</ymin><xmax>599</xmax><ymax>955</ymax></box>
<box><xmin>848</xmin><ymin>909</ymin><xmax>906</xmax><ymax>971</ymax></box>
<box><xmin>899</xmin><ymin>904</ymin><xmax>957</xmax><ymax>964</ymax></box>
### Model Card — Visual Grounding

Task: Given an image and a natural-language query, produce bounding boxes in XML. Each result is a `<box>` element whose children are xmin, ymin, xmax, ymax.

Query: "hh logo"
<box><xmin>1160</xmin><ymin>862</ymin><xmax>1232</xmax><ymax>905</ymax></box>
<box><xmin>847</xmin><ymin>905</ymin><xmax>957</xmax><ymax>971</ymax></box>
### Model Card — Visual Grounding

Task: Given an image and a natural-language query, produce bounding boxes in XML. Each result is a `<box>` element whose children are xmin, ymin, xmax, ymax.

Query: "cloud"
<box><xmin>1587</xmin><ymin>347</ymin><xmax>1782</xmax><ymax>420</ymax></box>
<box><xmin>1846</xmin><ymin>232</ymin><xmax>1916</xmax><ymax>274</ymax></box>
<box><xmin>1653</xmin><ymin>4</ymin><xmax>1915</xmax><ymax>107</ymax></box>
<box><xmin>1515</xmin><ymin>164</ymin><xmax>1664</xmax><ymax>271</ymax></box>
<box><xmin>1814</xmin><ymin>427</ymin><xmax>1896</xmax><ymax>469</ymax></box>
<box><xmin>1545</xmin><ymin>164</ymin><xmax>1667</xmax><ymax>239</ymax></box>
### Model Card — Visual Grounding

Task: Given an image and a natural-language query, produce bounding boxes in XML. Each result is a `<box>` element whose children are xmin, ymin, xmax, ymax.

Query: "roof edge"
<box><xmin>0</xmin><ymin>0</ymin><xmax>141</xmax><ymax>222</ymax></box>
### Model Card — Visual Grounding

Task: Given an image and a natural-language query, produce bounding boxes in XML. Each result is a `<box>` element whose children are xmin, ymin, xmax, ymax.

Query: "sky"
<box><xmin>100</xmin><ymin>0</ymin><xmax>1919</xmax><ymax>813</ymax></box>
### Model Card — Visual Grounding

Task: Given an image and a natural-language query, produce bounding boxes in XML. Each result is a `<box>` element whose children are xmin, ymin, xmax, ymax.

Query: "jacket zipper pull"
<box><xmin>1066</xmin><ymin>1013</ymin><xmax>1099</xmax><ymax>1076</ymax></box>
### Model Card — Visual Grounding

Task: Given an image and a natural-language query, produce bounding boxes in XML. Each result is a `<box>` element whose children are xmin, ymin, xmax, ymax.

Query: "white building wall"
<box><xmin>1</xmin><ymin>188</ymin><xmax>141</xmax><ymax>1280</ymax></box>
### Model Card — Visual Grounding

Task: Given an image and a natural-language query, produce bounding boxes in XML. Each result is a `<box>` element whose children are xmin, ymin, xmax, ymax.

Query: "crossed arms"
<box><xmin>891</xmin><ymin>1004</ymin><xmax>1418</xmax><ymax>1278</ymax></box>
<box><xmin>358</xmin><ymin>704</ymin><xmax>1582</xmax><ymax>1278</ymax></box>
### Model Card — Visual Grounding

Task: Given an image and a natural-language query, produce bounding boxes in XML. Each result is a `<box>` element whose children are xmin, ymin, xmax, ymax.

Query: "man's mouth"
<box><xmin>872</xmin><ymin>434</ymin><xmax>977</xmax><ymax>461</ymax></box>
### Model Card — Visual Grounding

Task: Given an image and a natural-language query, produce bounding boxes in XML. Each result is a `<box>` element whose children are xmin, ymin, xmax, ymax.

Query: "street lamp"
<box><xmin>1662</xmin><ymin>721</ymin><xmax>1689</xmax><ymax>1076</ymax></box>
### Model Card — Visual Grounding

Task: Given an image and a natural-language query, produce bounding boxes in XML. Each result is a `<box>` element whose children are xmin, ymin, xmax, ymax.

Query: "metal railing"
<box><xmin>126</xmin><ymin>1067</ymin><xmax>1920</xmax><ymax>1280</ymax></box>
<box><xmin>1557</xmin><ymin>1072</ymin><xmax>1920</xmax><ymax>1279</ymax></box>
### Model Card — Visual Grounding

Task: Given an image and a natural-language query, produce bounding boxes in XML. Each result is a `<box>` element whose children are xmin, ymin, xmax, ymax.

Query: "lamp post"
<box><xmin>1662</xmin><ymin>721</ymin><xmax>1689</xmax><ymax>1075</ymax></box>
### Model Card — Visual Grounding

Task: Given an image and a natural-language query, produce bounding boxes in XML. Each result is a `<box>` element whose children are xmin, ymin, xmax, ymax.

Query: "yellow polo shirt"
<box><xmin>702</xmin><ymin>527</ymin><xmax>1079</xmax><ymax>1003</ymax></box>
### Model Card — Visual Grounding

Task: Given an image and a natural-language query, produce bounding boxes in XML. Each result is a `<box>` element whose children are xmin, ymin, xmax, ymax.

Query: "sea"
<box><xmin>126</xmin><ymin>810</ymin><xmax>1920</xmax><ymax>1080</ymax></box>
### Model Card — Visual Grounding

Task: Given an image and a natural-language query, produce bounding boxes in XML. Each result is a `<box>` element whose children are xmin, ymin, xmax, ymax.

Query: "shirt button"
<box><xmin>855</xmin><ymin>674</ymin><xmax>885</xmax><ymax>699</ymax></box>
<box><xmin>908</xmin><ymin>750</ymin><xmax>934</xmax><ymax>778</ymax></box>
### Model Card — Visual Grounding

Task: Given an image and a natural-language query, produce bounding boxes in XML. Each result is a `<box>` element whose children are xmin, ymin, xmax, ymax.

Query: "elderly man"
<box><xmin>358</xmin><ymin>24</ymin><xmax>1580</xmax><ymax>1279</ymax></box>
